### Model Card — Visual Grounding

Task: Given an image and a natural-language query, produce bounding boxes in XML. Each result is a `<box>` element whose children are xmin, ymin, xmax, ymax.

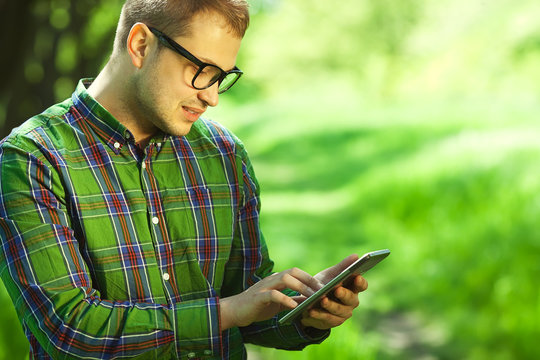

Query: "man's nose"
<box><xmin>198</xmin><ymin>83</ymin><xmax>219</xmax><ymax>107</ymax></box>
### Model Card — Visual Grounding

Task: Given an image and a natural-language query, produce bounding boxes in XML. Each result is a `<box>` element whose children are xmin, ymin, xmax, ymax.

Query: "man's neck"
<box><xmin>88</xmin><ymin>61</ymin><xmax>155</xmax><ymax>147</ymax></box>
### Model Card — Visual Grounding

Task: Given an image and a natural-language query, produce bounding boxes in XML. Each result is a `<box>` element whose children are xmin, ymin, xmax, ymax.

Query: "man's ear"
<box><xmin>126</xmin><ymin>23</ymin><xmax>153</xmax><ymax>69</ymax></box>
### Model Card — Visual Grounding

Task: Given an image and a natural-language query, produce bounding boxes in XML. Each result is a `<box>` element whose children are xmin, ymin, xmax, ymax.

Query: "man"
<box><xmin>0</xmin><ymin>1</ymin><xmax>368</xmax><ymax>358</ymax></box>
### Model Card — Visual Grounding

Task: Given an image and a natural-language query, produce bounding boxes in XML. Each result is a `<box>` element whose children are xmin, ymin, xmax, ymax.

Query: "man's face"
<box><xmin>133</xmin><ymin>12</ymin><xmax>242</xmax><ymax>138</ymax></box>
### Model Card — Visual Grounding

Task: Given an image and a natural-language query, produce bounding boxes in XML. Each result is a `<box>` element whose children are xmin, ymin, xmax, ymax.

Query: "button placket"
<box><xmin>138</xmin><ymin>146</ymin><xmax>175</xmax><ymax>303</ymax></box>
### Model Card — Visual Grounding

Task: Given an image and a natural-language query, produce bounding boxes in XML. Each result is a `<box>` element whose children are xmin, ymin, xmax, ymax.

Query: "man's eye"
<box><xmin>200</xmin><ymin>67</ymin><xmax>211</xmax><ymax>75</ymax></box>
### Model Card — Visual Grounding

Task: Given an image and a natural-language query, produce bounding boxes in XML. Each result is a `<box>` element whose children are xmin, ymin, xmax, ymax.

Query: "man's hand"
<box><xmin>300</xmin><ymin>254</ymin><xmax>369</xmax><ymax>330</ymax></box>
<box><xmin>220</xmin><ymin>268</ymin><xmax>324</xmax><ymax>330</ymax></box>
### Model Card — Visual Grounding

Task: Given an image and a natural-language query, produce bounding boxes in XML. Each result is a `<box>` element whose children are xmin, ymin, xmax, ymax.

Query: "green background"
<box><xmin>1</xmin><ymin>0</ymin><xmax>539</xmax><ymax>359</ymax></box>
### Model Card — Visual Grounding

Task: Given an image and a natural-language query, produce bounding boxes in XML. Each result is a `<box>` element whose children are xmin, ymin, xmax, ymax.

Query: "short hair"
<box><xmin>112</xmin><ymin>0</ymin><xmax>249</xmax><ymax>56</ymax></box>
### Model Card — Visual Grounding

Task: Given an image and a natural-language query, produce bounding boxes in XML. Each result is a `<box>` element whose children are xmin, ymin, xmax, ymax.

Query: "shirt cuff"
<box><xmin>174</xmin><ymin>297</ymin><xmax>222</xmax><ymax>358</ymax></box>
<box><xmin>296</xmin><ymin>322</ymin><xmax>331</xmax><ymax>340</ymax></box>
<box><xmin>274</xmin><ymin>316</ymin><xmax>330</xmax><ymax>349</ymax></box>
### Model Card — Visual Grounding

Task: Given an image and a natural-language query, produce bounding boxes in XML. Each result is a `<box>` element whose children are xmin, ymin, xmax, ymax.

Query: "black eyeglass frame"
<box><xmin>148</xmin><ymin>26</ymin><xmax>243</xmax><ymax>94</ymax></box>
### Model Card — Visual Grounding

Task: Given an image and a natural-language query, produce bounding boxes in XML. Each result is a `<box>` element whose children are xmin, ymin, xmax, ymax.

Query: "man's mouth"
<box><xmin>182</xmin><ymin>106</ymin><xmax>204</xmax><ymax>122</ymax></box>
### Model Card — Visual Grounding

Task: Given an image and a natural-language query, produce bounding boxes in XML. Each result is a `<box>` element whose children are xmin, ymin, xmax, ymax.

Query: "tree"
<box><xmin>0</xmin><ymin>0</ymin><xmax>121</xmax><ymax>138</ymax></box>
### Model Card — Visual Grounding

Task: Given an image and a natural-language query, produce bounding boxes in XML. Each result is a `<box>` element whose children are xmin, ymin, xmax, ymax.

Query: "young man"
<box><xmin>0</xmin><ymin>1</ymin><xmax>368</xmax><ymax>358</ymax></box>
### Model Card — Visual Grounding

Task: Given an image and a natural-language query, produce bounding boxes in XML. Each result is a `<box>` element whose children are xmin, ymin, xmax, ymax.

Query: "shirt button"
<box><xmin>187</xmin><ymin>352</ymin><xmax>196</xmax><ymax>358</ymax></box>
<box><xmin>203</xmin><ymin>350</ymin><xmax>212</xmax><ymax>355</ymax></box>
<box><xmin>162</xmin><ymin>272</ymin><xmax>170</xmax><ymax>281</ymax></box>
<box><xmin>152</xmin><ymin>217</ymin><xmax>159</xmax><ymax>225</ymax></box>
<box><xmin>113</xmin><ymin>142</ymin><xmax>121</xmax><ymax>149</ymax></box>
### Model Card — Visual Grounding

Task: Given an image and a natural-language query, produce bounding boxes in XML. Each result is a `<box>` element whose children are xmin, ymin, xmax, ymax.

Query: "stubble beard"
<box><xmin>131</xmin><ymin>71</ymin><xmax>194</xmax><ymax>139</ymax></box>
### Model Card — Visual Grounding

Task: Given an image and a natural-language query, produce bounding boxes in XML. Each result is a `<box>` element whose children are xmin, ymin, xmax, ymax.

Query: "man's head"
<box><xmin>112</xmin><ymin>0</ymin><xmax>249</xmax><ymax>59</ymax></box>
<box><xmin>98</xmin><ymin>0</ymin><xmax>249</xmax><ymax>143</ymax></box>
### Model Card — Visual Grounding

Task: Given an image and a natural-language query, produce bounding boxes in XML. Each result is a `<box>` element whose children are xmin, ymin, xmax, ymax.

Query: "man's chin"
<box><xmin>169</xmin><ymin>122</ymin><xmax>196</xmax><ymax>137</ymax></box>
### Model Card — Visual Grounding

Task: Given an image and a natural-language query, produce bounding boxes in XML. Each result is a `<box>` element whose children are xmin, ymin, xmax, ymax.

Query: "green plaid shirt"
<box><xmin>0</xmin><ymin>80</ymin><xmax>328</xmax><ymax>359</ymax></box>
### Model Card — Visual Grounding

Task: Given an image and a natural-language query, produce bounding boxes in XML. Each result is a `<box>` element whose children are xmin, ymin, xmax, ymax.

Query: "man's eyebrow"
<box><xmin>198</xmin><ymin>56</ymin><xmax>215</xmax><ymax>65</ymax></box>
<box><xmin>199</xmin><ymin>56</ymin><xmax>236</xmax><ymax>72</ymax></box>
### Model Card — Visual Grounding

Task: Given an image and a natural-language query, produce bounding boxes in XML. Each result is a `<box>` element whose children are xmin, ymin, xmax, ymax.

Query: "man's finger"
<box><xmin>284</xmin><ymin>273</ymin><xmax>316</xmax><ymax>297</ymax></box>
<box><xmin>291</xmin><ymin>295</ymin><xmax>307</xmax><ymax>304</ymax></box>
<box><xmin>320</xmin><ymin>254</ymin><xmax>360</xmax><ymax>280</ymax></box>
<box><xmin>267</xmin><ymin>289</ymin><xmax>298</xmax><ymax>309</ymax></box>
<box><xmin>288</xmin><ymin>267</ymin><xmax>324</xmax><ymax>292</ymax></box>
<box><xmin>262</xmin><ymin>268</ymin><xmax>320</xmax><ymax>297</ymax></box>
<box><xmin>302</xmin><ymin>308</ymin><xmax>347</xmax><ymax>329</ymax></box>
<box><xmin>348</xmin><ymin>275</ymin><xmax>368</xmax><ymax>293</ymax></box>
<box><xmin>320</xmin><ymin>296</ymin><xmax>354</xmax><ymax>318</ymax></box>
<box><xmin>336</xmin><ymin>254</ymin><xmax>360</xmax><ymax>271</ymax></box>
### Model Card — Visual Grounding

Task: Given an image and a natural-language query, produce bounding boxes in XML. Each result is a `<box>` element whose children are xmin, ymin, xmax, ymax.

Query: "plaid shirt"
<box><xmin>0</xmin><ymin>80</ymin><xmax>328</xmax><ymax>359</ymax></box>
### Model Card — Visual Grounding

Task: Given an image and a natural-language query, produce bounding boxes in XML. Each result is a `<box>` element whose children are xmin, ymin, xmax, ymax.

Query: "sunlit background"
<box><xmin>1</xmin><ymin>0</ymin><xmax>539</xmax><ymax>359</ymax></box>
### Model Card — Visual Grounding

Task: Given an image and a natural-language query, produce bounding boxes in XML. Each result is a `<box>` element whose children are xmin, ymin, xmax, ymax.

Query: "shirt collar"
<box><xmin>72</xmin><ymin>78</ymin><xmax>134</xmax><ymax>154</ymax></box>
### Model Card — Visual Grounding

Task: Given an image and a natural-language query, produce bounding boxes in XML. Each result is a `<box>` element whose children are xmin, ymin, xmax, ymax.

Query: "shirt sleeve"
<box><xmin>0</xmin><ymin>139</ymin><xmax>221</xmax><ymax>359</ymax></box>
<box><xmin>221</xmin><ymin>143</ymin><xmax>330</xmax><ymax>350</ymax></box>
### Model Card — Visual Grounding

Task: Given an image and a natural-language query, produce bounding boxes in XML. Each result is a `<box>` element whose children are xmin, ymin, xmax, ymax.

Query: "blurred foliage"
<box><xmin>0</xmin><ymin>0</ymin><xmax>123</xmax><ymax>137</ymax></box>
<box><xmin>1</xmin><ymin>0</ymin><xmax>540</xmax><ymax>359</ymax></box>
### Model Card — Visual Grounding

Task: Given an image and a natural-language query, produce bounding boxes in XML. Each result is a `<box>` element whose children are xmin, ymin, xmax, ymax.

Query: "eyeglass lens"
<box><xmin>193</xmin><ymin>65</ymin><xmax>240</xmax><ymax>94</ymax></box>
<box><xmin>218</xmin><ymin>73</ymin><xmax>240</xmax><ymax>93</ymax></box>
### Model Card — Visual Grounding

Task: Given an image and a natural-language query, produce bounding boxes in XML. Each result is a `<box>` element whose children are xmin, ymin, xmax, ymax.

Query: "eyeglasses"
<box><xmin>148</xmin><ymin>26</ymin><xmax>243</xmax><ymax>94</ymax></box>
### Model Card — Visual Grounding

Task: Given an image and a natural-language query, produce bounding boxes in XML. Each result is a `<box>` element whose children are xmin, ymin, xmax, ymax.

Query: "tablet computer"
<box><xmin>278</xmin><ymin>249</ymin><xmax>390</xmax><ymax>325</ymax></box>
